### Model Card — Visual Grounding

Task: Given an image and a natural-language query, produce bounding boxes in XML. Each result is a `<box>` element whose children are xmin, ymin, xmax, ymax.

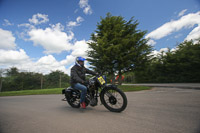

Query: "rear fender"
<box><xmin>65</xmin><ymin>87</ymin><xmax>81</xmax><ymax>98</ymax></box>
<box><xmin>62</xmin><ymin>87</ymin><xmax>72</xmax><ymax>94</ymax></box>
<box><xmin>65</xmin><ymin>87</ymin><xmax>73</xmax><ymax>97</ymax></box>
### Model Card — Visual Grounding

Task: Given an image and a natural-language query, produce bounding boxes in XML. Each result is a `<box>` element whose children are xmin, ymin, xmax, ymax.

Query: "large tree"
<box><xmin>87</xmin><ymin>13</ymin><xmax>152</xmax><ymax>84</ymax></box>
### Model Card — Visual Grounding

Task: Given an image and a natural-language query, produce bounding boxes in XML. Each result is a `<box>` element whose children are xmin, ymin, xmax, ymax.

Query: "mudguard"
<box><xmin>62</xmin><ymin>87</ymin><xmax>72</xmax><ymax>94</ymax></box>
<box><xmin>64</xmin><ymin>87</ymin><xmax>73</xmax><ymax>97</ymax></box>
<box><xmin>63</xmin><ymin>87</ymin><xmax>81</xmax><ymax>99</ymax></box>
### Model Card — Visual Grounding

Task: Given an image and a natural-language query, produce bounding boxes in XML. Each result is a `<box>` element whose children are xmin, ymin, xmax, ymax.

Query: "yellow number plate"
<box><xmin>97</xmin><ymin>76</ymin><xmax>106</xmax><ymax>85</ymax></box>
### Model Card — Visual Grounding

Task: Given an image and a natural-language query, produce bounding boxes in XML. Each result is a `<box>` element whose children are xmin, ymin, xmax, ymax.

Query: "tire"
<box><xmin>66</xmin><ymin>95</ymin><xmax>80</xmax><ymax>108</ymax></box>
<box><xmin>64</xmin><ymin>88</ymin><xmax>81</xmax><ymax>108</ymax></box>
<box><xmin>100</xmin><ymin>87</ymin><xmax>127</xmax><ymax>112</ymax></box>
<box><xmin>66</xmin><ymin>93</ymin><xmax>90</xmax><ymax>108</ymax></box>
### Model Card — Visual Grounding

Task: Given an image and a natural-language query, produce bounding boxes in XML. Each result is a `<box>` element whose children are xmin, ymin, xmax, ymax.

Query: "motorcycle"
<box><xmin>62</xmin><ymin>75</ymin><xmax>127</xmax><ymax>112</ymax></box>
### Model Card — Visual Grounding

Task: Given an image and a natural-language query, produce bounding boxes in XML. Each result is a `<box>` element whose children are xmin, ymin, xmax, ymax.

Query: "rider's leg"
<box><xmin>73</xmin><ymin>83</ymin><xmax>87</xmax><ymax>103</ymax></box>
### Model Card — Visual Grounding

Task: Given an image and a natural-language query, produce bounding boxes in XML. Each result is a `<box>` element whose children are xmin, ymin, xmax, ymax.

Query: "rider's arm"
<box><xmin>85</xmin><ymin>68</ymin><xmax>96</xmax><ymax>76</ymax></box>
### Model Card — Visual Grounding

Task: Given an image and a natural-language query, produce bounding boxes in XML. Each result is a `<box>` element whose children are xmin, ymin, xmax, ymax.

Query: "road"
<box><xmin>0</xmin><ymin>87</ymin><xmax>200</xmax><ymax>133</ymax></box>
<box><xmin>123</xmin><ymin>83</ymin><xmax>200</xmax><ymax>89</ymax></box>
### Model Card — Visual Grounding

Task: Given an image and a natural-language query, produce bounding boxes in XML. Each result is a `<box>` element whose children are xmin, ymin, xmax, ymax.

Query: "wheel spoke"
<box><xmin>103</xmin><ymin>89</ymin><xmax>126</xmax><ymax>109</ymax></box>
<box><xmin>105</xmin><ymin>99</ymin><xmax>110</xmax><ymax>103</ymax></box>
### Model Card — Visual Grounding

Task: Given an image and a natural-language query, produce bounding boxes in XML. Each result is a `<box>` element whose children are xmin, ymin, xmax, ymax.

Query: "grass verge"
<box><xmin>119</xmin><ymin>85</ymin><xmax>151</xmax><ymax>92</ymax></box>
<box><xmin>0</xmin><ymin>85</ymin><xmax>151</xmax><ymax>97</ymax></box>
<box><xmin>0</xmin><ymin>88</ymin><xmax>63</xmax><ymax>97</ymax></box>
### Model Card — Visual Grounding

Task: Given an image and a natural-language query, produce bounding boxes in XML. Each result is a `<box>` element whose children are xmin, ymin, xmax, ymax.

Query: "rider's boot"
<box><xmin>80</xmin><ymin>102</ymin><xmax>86</xmax><ymax>109</ymax></box>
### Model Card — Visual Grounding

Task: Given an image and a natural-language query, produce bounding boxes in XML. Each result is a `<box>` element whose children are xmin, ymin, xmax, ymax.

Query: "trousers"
<box><xmin>73</xmin><ymin>83</ymin><xmax>87</xmax><ymax>103</ymax></box>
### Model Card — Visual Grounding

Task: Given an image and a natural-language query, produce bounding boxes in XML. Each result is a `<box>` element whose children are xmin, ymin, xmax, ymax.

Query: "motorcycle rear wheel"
<box><xmin>67</xmin><ymin>96</ymin><xmax>80</xmax><ymax>108</ymax></box>
<box><xmin>100</xmin><ymin>87</ymin><xmax>127</xmax><ymax>112</ymax></box>
<box><xmin>66</xmin><ymin>95</ymin><xmax>90</xmax><ymax>108</ymax></box>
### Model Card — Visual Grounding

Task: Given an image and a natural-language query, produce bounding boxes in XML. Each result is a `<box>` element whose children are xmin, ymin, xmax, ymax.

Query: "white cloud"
<box><xmin>18</xmin><ymin>23</ymin><xmax>35</xmax><ymax>29</ymax></box>
<box><xmin>174</xmin><ymin>33</ymin><xmax>182</xmax><ymax>38</ymax></box>
<box><xmin>3</xmin><ymin>19</ymin><xmax>14</xmax><ymax>26</ymax></box>
<box><xmin>77</xmin><ymin>16</ymin><xmax>84</xmax><ymax>23</ymax></box>
<box><xmin>147</xmin><ymin>39</ymin><xmax>156</xmax><ymax>46</ymax></box>
<box><xmin>170</xmin><ymin>47</ymin><xmax>178</xmax><ymax>52</ymax></box>
<box><xmin>37</xmin><ymin>55</ymin><xmax>57</xmax><ymax>65</ymax></box>
<box><xmin>18</xmin><ymin>13</ymin><xmax>49</xmax><ymax>29</ymax></box>
<box><xmin>60</xmin><ymin>55</ymin><xmax>76</xmax><ymax>66</ymax></box>
<box><xmin>67</xmin><ymin>21</ymin><xmax>77</xmax><ymax>27</ymax></box>
<box><xmin>67</xmin><ymin>16</ymin><xmax>84</xmax><ymax>27</ymax></box>
<box><xmin>29</xmin><ymin>13</ymin><xmax>49</xmax><ymax>25</ymax></box>
<box><xmin>185</xmin><ymin>25</ymin><xmax>200</xmax><ymax>43</ymax></box>
<box><xmin>21</xmin><ymin>55</ymin><xmax>68</xmax><ymax>75</ymax></box>
<box><xmin>83</xmin><ymin>6</ymin><xmax>92</xmax><ymax>15</ymax></box>
<box><xmin>146</xmin><ymin>11</ymin><xmax>200</xmax><ymax>42</ymax></box>
<box><xmin>149</xmin><ymin>48</ymin><xmax>169</xmax><ymax>57</ymax></box>
<box><xmin>71</xmin><ymin>40</ymin><xmax>89</xmax><ymax>57</ymax></box>
<box><xmin>60</xmin><ymin>40</ymin><xmax>89</xmax><ymax>66</ymax></box>
<box><xmin>0</xmin><ymin>50</ymin><xmax>68</xmax><ymax>74</ymax></box>
<box><xmin>178</xmin><ymin>9</ymin><xmax>187</xmax><ymax>17</ymax></box>
<box><xmin>28</xmin><ymin>23</ymin><xmax>74</xmax><ymax>54</ymax></box>
<box><xmin>79</xmin><ymin>0</ymin><xmax>92</xmax><ymax>15</ymax></box>
<box><xmin>74</xmin><ymin>9</ymin><xmax>79</xmax><ymax>14</ymax></box>
<box><xmin>32</xmin><ymin>55</ymin><xmax>67</xmax><ymax>74</ymax></box>
<box><xmin>0</xmin><ymin>49</ymin><xmax>30</xmax><ymax>66</ymax></box>
<box><xmin>66</xmin><ymin>65</ymin><xmax>74</xmax><ymax>76</ymax></box>
<box><xmin>0</xmin><ymin>28</ymin><xmax>16</xmax><ymax>50</ymax></box>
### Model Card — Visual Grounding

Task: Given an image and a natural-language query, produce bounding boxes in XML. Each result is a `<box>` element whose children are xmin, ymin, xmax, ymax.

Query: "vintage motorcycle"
<box><xmin>62</xmin><ymin>75</ymin><xmax>127</xmax><ymax>112</ymax></box>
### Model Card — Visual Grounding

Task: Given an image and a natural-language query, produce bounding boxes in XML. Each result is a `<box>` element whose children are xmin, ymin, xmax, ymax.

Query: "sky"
<box><xmin>0</xmin><ymin>0</ymin><xmax>200</xmax><ymax>75</ymax></box>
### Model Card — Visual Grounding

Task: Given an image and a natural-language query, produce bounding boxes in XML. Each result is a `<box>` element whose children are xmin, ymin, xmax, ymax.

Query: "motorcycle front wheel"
<box><xmin>100</xmin><ymin>87</ymin><xmax>127</xmax><ymax>112</ymax></box>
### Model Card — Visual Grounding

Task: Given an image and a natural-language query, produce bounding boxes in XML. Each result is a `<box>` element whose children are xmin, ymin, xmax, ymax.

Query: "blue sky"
<box><xmin>0</xmin><ymin>0</ymin><xmax>200</xmax><ymax>74</ymax></box>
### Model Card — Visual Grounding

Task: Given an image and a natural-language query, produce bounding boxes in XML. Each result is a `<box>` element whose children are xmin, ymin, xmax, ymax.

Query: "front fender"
<box><xmin>101</xmin><ymin>85</ymin><xmax>117</xmax><ymax>91</ymax></box>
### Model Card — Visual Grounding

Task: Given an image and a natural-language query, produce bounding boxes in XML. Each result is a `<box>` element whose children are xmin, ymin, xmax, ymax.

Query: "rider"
<box><xmin>70</xmin><ymin>57</ymin><xmax>96</xmax><ymax>109</ymax></box>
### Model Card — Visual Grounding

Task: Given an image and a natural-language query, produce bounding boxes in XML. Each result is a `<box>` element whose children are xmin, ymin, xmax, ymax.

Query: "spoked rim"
<box><xmin>69</xmin><ymin>97</ymin><xmax>80</xmax><ymax>107</ymax></box>
<box><xmin>103</xmin><ymin>89</ymin><xmax>124</xmax><ymax>110</ymax></box>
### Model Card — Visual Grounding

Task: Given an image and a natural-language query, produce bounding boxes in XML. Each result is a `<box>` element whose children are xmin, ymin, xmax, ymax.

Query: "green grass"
<box><xmin>0</xmin><ymin>88</ymin><xmax>64</xmax><ymax>97</ymax></box>
<box><xmin>0</xmin><ymin>85</ymin><xmax>151</xmax><ymax>97</ymax></box>
<box><xmin>118</xmin><ymin>85</ymin><xmax>151</xmax><ymax>92</ymax></box>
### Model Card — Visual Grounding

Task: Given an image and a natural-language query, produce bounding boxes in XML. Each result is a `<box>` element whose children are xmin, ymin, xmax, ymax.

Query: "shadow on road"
<box><xmin>57</xmin><ymin>104</ymin><xmax>110</xmax><ymax>114</ymax></box>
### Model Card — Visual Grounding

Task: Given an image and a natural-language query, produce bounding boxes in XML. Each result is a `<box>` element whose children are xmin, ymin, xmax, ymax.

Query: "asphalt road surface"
<box><xmin>123</xmin><ymin>83</ymin><xmax>200</xmax><ymax>89</ymax></box>
<box><xmin>0</xmin><ymin>87</ymin><xmax>200</xmax><ymax>133</ymax></box>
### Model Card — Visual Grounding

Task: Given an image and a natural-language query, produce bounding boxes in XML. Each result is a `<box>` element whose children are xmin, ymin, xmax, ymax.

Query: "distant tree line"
<box><xmin>0</xmin><ymin>68</ymin><xmax>70</xmax><ymax>92</ymax></box>
<box><xmin>134</xmin><ymin>40</ymin><xmax>200</xmax><ymax>83</ymax></box>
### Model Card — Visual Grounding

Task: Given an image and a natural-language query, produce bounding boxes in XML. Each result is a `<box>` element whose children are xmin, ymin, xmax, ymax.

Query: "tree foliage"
<box><xmin>135</xmin><ymin>39</ymin><xmax>200</xmax><ymax>83</ymax></box>
<box><xmin>1</xmin><ymin>68</ymin><xmax>70</xmax><ymax>92</ymax></box>
<box><xmin>87</xmin><ymin>13</ymin><xmax>152</xmax><ymax>84</ymax></box>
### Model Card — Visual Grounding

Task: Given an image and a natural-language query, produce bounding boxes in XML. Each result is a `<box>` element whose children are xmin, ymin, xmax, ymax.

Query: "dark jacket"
<box><xmin>70</xmin><ymin>65</ymin><xmax>96</xmax><ymax>86</ymax></box>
